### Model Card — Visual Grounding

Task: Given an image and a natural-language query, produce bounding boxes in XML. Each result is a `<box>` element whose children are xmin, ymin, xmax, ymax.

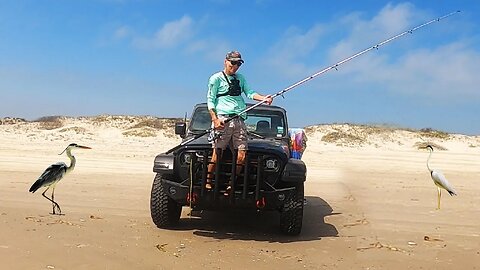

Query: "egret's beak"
<box><xmin>417</xmin><ymin>144</ymin><xmax>433</xmax><ymax>150</ymax></box>
<box><xmin>77</xmin><ymin>145</ymin><xmax>92</xmax><ymax>149</ymax></box>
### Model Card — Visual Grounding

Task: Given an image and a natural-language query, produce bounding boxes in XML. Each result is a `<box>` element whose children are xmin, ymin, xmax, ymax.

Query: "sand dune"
<box><xmin>1</xmin><ymin>115</ymin><xmax>479</xmax><ymax>269</ymax></box>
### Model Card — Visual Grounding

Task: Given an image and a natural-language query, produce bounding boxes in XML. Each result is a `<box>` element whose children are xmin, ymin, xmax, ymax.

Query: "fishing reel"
<box><xmin>207</xmin><ymin>129</ymin><xmax>223</xmax><ymax>142</ymax></box>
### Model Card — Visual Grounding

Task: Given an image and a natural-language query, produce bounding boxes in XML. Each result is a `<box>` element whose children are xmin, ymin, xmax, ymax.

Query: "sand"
<box><xmin>1</xmin><ymin>116</ymin><xmax>479</xmax><ymax>269</ymax></box>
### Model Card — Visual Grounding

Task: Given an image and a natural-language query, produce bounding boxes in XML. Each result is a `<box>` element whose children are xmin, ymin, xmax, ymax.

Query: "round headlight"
<box><xmin>264</xmin><ymin>158</ymin><xmax>280</xmax><ymax>171</ymax></box>
<box><xmin>179</xmin><ymin>152</ymin><xmax>192</xmax><ymax>165</ymax></box>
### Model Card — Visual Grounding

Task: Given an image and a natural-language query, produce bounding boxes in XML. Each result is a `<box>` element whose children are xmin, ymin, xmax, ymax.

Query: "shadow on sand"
<box><xmin>172</xmin><ymin>196</ymin><xmax>339</xmax><ymax>243</ymax></box>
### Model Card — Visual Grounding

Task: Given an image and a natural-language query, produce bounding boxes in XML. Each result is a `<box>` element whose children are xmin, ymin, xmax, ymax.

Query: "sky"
<box><xmin>1</xmin><ymin>1</ymin><xmax>479</xmax><ymax>135</ymax></box>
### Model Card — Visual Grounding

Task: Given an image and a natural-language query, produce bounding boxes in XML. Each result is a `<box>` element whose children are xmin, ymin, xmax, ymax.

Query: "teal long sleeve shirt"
<box><xmin>207</xmin><ymin>72</ymin><xmax>257</xmax><ymax>118</ymax></box>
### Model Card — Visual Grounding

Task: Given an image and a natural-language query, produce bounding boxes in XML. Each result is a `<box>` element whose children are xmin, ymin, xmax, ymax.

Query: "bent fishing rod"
<box><xmin>165</xmin><ymin>10</ymin><xmax>460</xmax><ymax>155</ymax></box>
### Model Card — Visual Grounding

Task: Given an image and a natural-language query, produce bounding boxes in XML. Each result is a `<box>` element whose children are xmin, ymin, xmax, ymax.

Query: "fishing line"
<box><xmin>165</xmin><ymin>10</ymin><xmax>460</xmax><ymax>154</ymax></box>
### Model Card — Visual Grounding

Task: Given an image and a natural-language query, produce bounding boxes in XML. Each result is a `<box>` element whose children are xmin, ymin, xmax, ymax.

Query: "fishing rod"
<box><xmin>165</xmin><ymin>10</ymin><xmax>460</xmax><ymax>155</ymax></box>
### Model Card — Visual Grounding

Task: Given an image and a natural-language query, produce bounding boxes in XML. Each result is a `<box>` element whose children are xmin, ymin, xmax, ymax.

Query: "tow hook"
<box><xmin>186</xmin><ymin>192</ymin><xmax>198</xmax><ymax>205</ymax></box>
<box><xmin>256</xmin><ymin>197</ymin><xmax>266</xmax><ymax>209</ymax></box>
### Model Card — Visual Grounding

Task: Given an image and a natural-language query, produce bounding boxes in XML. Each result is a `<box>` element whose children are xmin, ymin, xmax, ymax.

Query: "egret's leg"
<box><xmin>437</xmin><ymin>187</ymin><xmax>441</xmax><ymax>210</ymax></box>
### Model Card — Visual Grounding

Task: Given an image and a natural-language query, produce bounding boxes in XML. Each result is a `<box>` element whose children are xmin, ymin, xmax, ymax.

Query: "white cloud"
<box><xmin>328</xmin><ymin>2</ymin><xmax>419</xmax><ymax>62</ymax></box>
<box><xmin>114</xmin><ymin>25</ymin><xmax>131</xmax><ymax>39</ymax></box>
<box><xmin>185</xmin><ymin>38</ymin><xmax>231</xmax><ymax>62</ymax></box>
<box><xmin>263</xmin><ymin>3</ymin><xmax>417</xmax><ymax>80</ymax></box>
<box><xmin>262</xmin><ymin>24</ymin><xmax>325</xmax><ymax>78</ymax></box>
<box><xmin>133</xmin><ymin>15</ymin><xmax>194</xmax><ymax>49</ymax></box>
<box><xmin>324</xmin><ymin>5</ymin><xmax>479</xmax><ymax>101</ymax></box>
<box><xmin>118</xmin><ymin>13</ymin><xmax>229</xmax><ymax>63</ymax></box>
<box><xmin>376</xmin><ymin>42</ymin><xmax>480</xmax><ymax>99</ymax></box>
<box><xmin>370</xmin><ymin>3</ymin><xmax>417</xmax><ymax>35</ymax></box>
<box><xmin>265</xmin><ymin>3</ymin><xmax>478</xmax><ymax>101</ymax></box>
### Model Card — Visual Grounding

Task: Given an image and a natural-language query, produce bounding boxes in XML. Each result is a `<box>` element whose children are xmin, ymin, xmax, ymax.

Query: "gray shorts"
<box><xmin>213</xmin><ymin>115</ymin><xmax>248</xmax><ymax>151</ymax></box>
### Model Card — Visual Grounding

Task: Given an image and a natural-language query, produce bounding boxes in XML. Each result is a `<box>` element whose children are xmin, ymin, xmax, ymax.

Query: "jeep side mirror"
<box><xmin>174</xmin><ymin>122</ymin><xmax>187</xmax><ymax>138</ymax></box>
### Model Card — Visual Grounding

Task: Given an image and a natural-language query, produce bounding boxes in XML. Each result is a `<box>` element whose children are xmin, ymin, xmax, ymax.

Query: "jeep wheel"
<box><xmin>150</xmin><ymin>173</ymin><xmax>182</xmax><ymax>228</ymax></box>
<box><xmin>279</xmin><ymin>183</ymin><xmax>304</xmax><ymax>235</ymax></box>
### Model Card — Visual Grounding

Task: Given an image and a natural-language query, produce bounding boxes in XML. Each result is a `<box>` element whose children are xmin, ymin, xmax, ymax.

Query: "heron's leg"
<box><xmin>41</xmin><ymin>187</ymin><xmax>55</xmax><ymax>214</ymax></box>
<box><xmin>51</xmin><ymin>187</ymin><xmax>62</xmax><ymax>215</ymax></box>
<box><xmin>42</xmin><ymin>187</ymin><xmax>61</xmax><ymax>215</ymax></box>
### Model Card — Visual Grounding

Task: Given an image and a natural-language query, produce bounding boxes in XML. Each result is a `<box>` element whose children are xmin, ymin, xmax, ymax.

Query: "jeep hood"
<box><xmin>180</xmin><ymin>134</ymin><xmax>289</xmax><ymax>158</ymax></box>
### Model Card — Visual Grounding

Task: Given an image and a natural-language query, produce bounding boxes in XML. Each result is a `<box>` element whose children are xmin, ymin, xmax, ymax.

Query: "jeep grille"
<box><xmin>176</xmin><ymin>148</ymin><xmax>284</xmax><ymax>200</ymax></box>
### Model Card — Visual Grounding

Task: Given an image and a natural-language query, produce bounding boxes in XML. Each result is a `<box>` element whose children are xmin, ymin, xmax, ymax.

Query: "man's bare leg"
<box><xmin>224</xmin><ymin>149</ymin><xmax>246</xmax><ymax>195</ymax></box>
<box><xmin>236</xmin><ymin>149</ymin><xmax>246</xmax><ymax>174</ymax></box>
<box><xmin>206</xmin><ymin>149</ymin><xmax>218</xmax><ymax>189</ymax></box>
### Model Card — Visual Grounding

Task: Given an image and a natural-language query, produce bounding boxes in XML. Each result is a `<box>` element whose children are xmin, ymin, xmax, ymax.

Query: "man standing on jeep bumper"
<box><xmin>206</xmin><ymin>51</ymin><xmax>272</xmax><ymax>193</ymax></box>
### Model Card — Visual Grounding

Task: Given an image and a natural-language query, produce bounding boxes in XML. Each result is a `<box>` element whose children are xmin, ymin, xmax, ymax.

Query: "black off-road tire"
<box><xmin>279</xmin><ymin>183</ymin><xmax>304</xmax><ymax>235</ymax></box>
<box><xmin>150</xmin><ymin>173</ymin><xmax>182</xmax><ymax>228</ymax></box>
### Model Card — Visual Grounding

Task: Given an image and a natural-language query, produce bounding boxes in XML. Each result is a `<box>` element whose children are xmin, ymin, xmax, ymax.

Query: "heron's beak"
<box><xmin>58</xmin><ymin>144</ymin><xmax>92</xmax><ymax>155</ymax></box>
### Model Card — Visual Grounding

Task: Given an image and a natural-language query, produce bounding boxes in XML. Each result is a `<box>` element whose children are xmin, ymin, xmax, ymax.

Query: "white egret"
<box><xmin>424</xmin><ymin>145</ymin><xmax>457</xmax><ymax>209</ymax></box>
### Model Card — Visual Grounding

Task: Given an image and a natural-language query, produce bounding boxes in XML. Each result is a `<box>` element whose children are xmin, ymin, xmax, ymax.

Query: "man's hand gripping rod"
<box><xmin>165</xmin><ymin>10</ymin><xmax>459</xmax><ymax>155</ymax></box>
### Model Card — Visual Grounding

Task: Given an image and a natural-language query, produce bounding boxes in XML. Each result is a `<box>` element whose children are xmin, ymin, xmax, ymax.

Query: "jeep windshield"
<box><xmin>189</xmin><ymin>105</ymin><xmax>287</xmax><ymax>138</ymax></box>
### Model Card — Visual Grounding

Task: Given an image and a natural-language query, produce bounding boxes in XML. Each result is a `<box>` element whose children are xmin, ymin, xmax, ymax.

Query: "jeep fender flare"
<box><xmin>153</xmin><ymin>153</ymin><xmax>175</xmax><ymax>174</ymax></box>
<box><xmin>281</xmin><ymin>158</ymin><xmax>306</xmax><ymax>183</ymax></box>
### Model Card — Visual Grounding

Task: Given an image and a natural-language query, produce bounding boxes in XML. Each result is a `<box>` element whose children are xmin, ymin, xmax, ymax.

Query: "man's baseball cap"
<box><xmin>226</xmin><ymin>51</ymin><xmax>244</xmax><ymax>63</ymax></box>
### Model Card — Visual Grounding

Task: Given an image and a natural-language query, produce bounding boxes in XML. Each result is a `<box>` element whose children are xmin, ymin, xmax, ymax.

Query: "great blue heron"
<box><xmin>424</xmin><ymin>145</ymin><xmax>457</xmax><ymax>209</ymax></box>
<box><xmin>29</xmin><ymin>143</ymin><xmax>91</xmax><ymax>214</ymax></box>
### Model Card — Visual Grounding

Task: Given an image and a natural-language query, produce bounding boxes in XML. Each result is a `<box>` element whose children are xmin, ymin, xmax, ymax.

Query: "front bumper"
<box><xmin>162</xmin><ymin>178</ymin><xmax>296</xmax><ymax>210</ymax></box>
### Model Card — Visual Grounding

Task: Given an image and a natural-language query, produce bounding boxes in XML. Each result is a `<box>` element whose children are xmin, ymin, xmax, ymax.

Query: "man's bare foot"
<box><xmin>223</xmin><ymin>185</ymin><xmax>232</xmax><ymax>196</ymax></box>
<box><xmin>205</xmin><ymin>182</ymin><xmax>212</xmax><ymax>190</ymax></box>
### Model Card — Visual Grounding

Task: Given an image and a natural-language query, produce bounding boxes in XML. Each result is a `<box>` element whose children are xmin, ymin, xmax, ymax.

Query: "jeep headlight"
<box><xmin>179</xmin><ymin>152</ymin><xmax>192</xmax><ymax>165</ymax></box>
<box><xmin>264</xmin><ymin>157</ymin><xmax>280</xmax><ymax>172</ymax></box>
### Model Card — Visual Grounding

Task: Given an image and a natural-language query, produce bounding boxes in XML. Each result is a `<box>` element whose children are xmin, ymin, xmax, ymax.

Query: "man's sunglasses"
<box><xmin>230</xmin><ymin>60</ymin><xmax>243</xmax><ymax>67</ymax></box>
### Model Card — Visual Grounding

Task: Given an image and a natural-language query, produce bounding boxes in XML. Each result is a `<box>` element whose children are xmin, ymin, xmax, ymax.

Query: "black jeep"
<box><xmin>150</xmin><ymin>103</ymin><xmax>306</xmax><ymax>235</ymax></box>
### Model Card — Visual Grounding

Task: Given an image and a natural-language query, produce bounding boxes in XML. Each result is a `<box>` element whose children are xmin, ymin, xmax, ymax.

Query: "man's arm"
<box><xmin>253</xmin><ymin>93</ymin><xmax>273</xmax><ymax>105</ymax></box>
<box><xmin>207</xmin><ymin>73</ymin><xmax>225</xmax><ymax>129</ymax></box>
<box><xmin>209</xmin><ymin>108</ymin><xmax>224</xmax><ymax>129</ymax></box>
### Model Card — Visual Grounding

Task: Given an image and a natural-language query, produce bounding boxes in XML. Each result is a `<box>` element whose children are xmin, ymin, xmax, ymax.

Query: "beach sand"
<box><xmin>1</xmin><ymin>116</ymin><xmax>479</xmax><ymax>269</ymax></box>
